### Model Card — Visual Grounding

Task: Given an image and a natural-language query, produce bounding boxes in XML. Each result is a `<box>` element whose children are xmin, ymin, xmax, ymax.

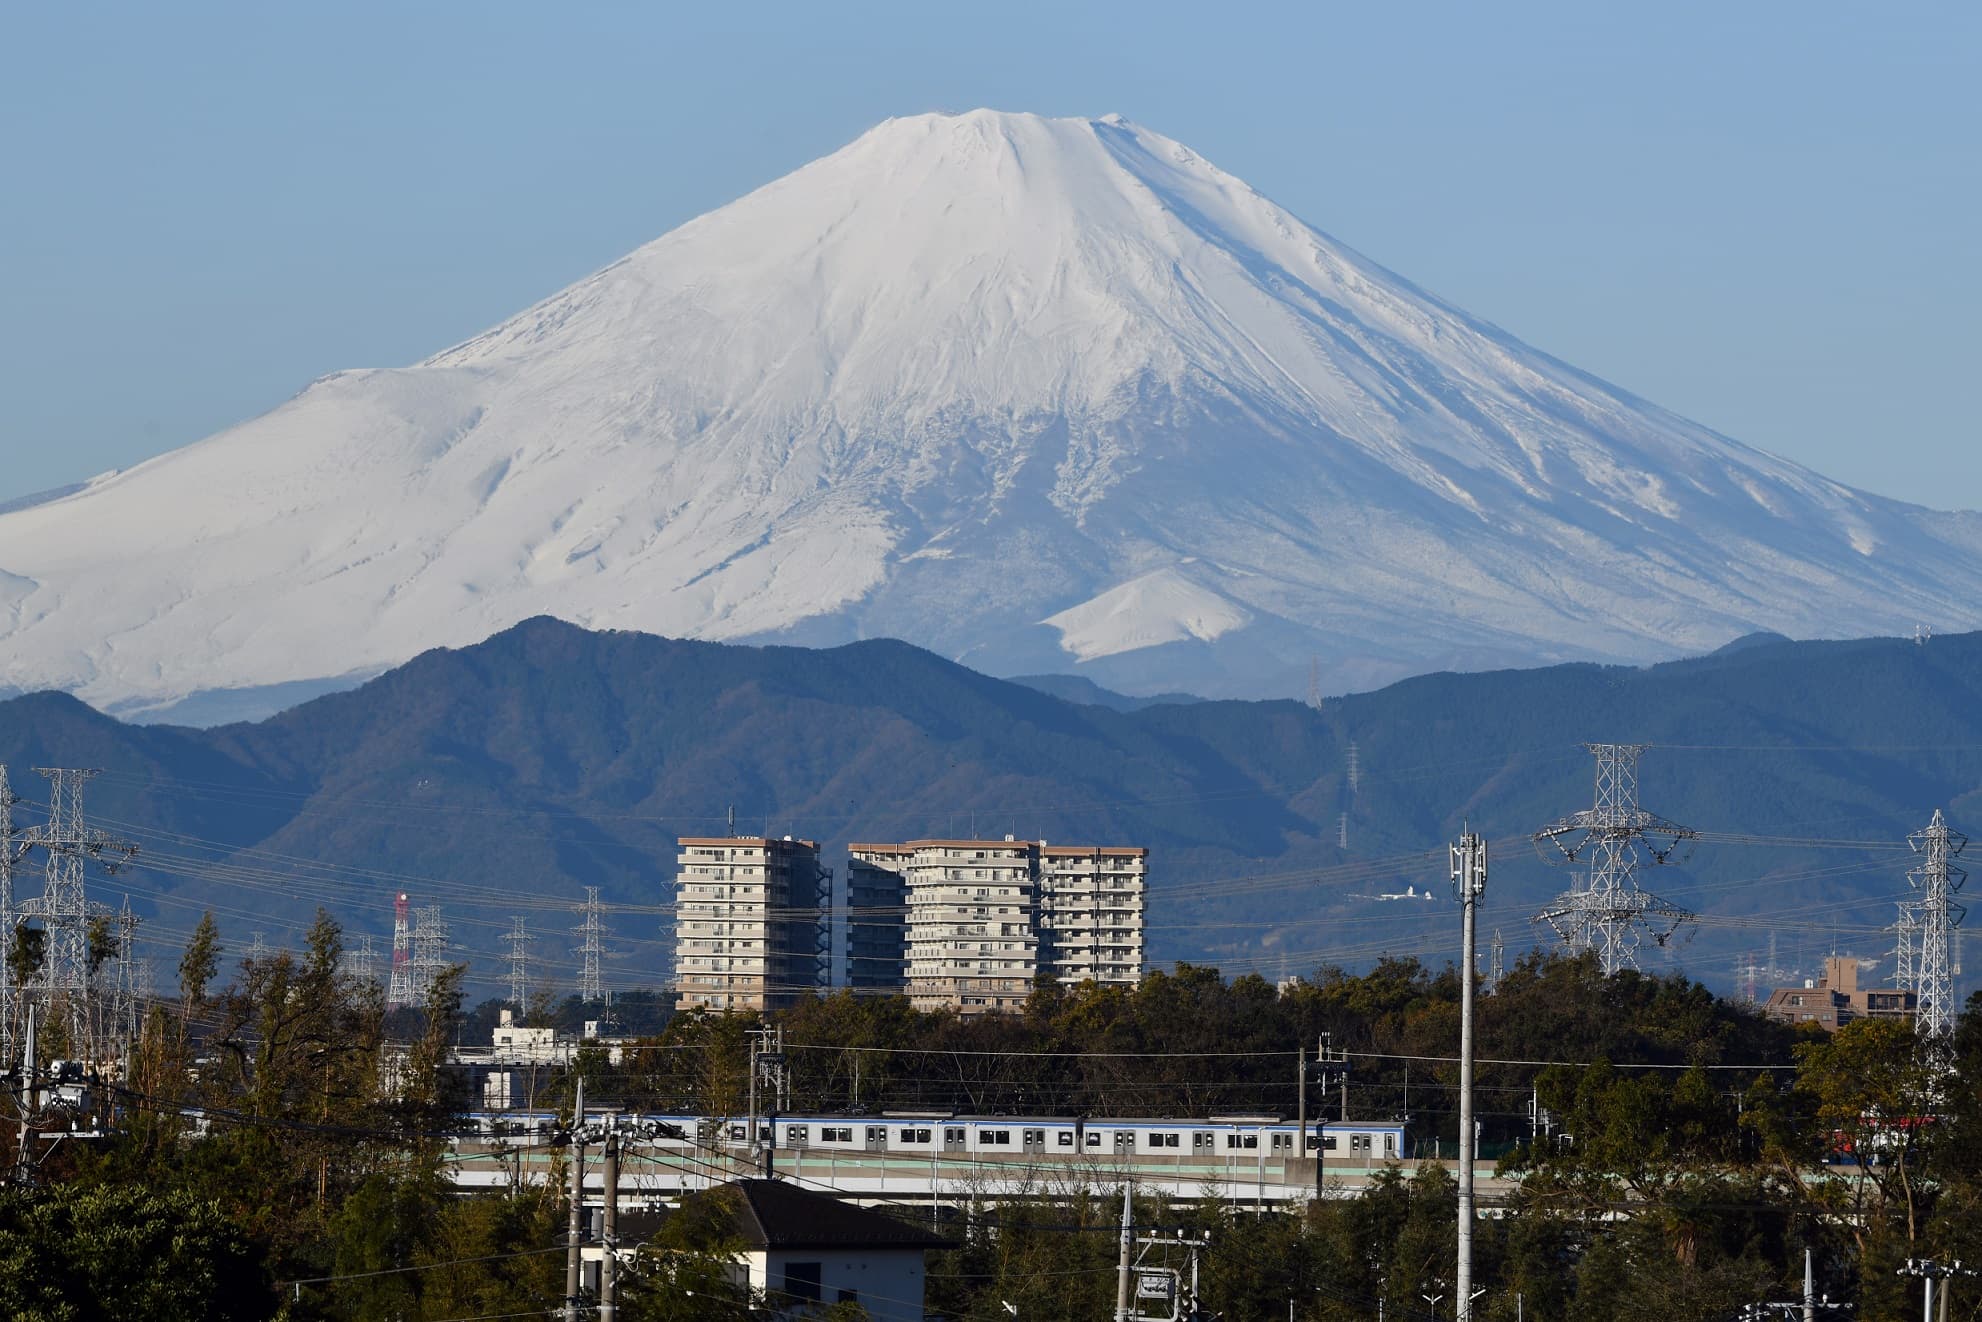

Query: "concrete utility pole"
<box><xmin>1295</xmin><ymin>1043</ymin><xmax>1306</xmax><ymax>1197</ymax></box>
<box><xmin>564</xmin><ymin>1078</ymin><xmax>586</xmax><ymax>1322</ymax></box>
<box><xmin>599</xmin><ymin>1128</ymin><xmax>620</xmax><ymax>1322</ymax></box>
<box><xmin>1451</xmin><ymin>831</ymin><xmax>1487</xmax><ymax>1322</ymax></box>
<box><xmin>1113</xmin><ymin>1182</ymin><xmax>1134</xmax><ymax>1322</ymax></box>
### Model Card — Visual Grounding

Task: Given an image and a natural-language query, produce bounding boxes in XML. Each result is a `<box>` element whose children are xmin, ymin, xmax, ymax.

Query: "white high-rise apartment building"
<box><xmin>674</xmin><ymin>835</ymin><xmax>829</xmax><ymax>1012</ymax></box>
<box><xmin>846</xmin><ymin>839</ymin><xmax>1146</xmax><ymax>1014</ymax></box>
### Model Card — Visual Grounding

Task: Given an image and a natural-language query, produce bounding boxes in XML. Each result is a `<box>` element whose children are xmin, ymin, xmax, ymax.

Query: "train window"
<box><xmin>1323</xmin><ymin>1136</ymin><xmax>1337</xmax><ymax>1151</ymax></box>
<box><xmin>1057</xmin><ymin>1132</ymin><xmax>1074</xmax><ymax>1147</ymax></box>
<box><xmin>1086</xmin><ymin>1133</ymin><xmax>1103</xmax><ymax>1147</ymax></box>
<box><xmin>824</xmin><ymin>1126</ymin><xmax>853</xmax><ymax>1142</ymax></box>
<box><xmin>1223</xmin><ymin>1134</ymin><xmax>1258</xmax><ymax>1150</ymax></box>
<box><xmin>1146</xmin><ymin>1133</ymin><xmax>1179</xmax><ymax>1149</ymax></box>
<box><xmin>729</xmin><ymin>1125</ymin><xmax>746</xmax><ymax>1141</ymax></box>
<box><xmin>984</xmin><ymin>1130</ymin><xmax>1011</xmax><ymax>1145</ymax></box>
<box><xmin>915</xmin><ymin>1128</ymin><xmax>931</xmax><ymax>1142</ymax></box>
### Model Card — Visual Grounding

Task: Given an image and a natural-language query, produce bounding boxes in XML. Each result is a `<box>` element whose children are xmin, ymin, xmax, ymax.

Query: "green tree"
<box><xmin>0</xmin><ymin>1183</ymin><xmax>270</xmax><ymax>1322</ymax></box>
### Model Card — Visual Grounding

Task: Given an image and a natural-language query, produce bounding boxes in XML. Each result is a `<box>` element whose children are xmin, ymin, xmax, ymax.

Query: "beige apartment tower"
<box><xmin>846</xmin><ymin>839</ymin><xmax>1146</xmax><ymax>1014</ymax></box>
<box><xmin>674</xmin><ymin>836</ymin><xmax>829</xmax><ymax>1012</ymax></box>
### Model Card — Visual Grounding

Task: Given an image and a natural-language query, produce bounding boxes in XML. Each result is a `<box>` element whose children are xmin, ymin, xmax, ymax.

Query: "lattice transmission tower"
<box><xmin>16</xmin><ymin>768</ymin><xmax>137</xmax><ymax>1056</ymax></box>
<box><xmin>408</xmin><ymin>905</ymin><xmax>450</xmax><ymax>1003</ymax></box>
<box><xmin>0</xmin><ymin>767</ymin><xmax>21</xmax><ymax>1068</ymax></box>
<box><xmin>106</xmin><ymin>896</ymin><xmax>146</xmax><ymax>1063</ymax></box>
<box><xmin>387</xmin><ymin>892</ymin><xmax>415</xmax><ymax>1007</ymax></box>
<box><xmin>345</xmin><ymin>934</ymin><xmax>378</xmax><ymax>989</ymax></box>
<box><xmin>503</xmin><ymin>917</ymin><xmax>531</xmax><ymax>1009</ymax></box>
<box><xmin>1532</xmin><ymin>743</ymin><xmax>1697</xmax><ymax>974</ymax></box>
<box><xmin>1902</xmin><ymin>809</ymin><xmax>1966</xmax><ymax>1040</ymax></box>
<box><xmin>573</xmin><ymin>888</ymin><xmax>607</xmax><ymax>1004</ymax></box>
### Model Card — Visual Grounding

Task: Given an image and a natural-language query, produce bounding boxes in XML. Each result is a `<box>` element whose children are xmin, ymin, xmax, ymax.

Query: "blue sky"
<box><xmin>2</xmin><ymin>3</ymin><xmax>1974</xmax><ymax>506</ymax></box>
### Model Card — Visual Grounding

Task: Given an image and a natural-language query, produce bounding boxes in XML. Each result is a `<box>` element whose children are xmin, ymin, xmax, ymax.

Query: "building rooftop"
<box><xmin>728</xmin><ymin>1179</ymin><xmax>955</xmax><ymax>1251</ymax></box>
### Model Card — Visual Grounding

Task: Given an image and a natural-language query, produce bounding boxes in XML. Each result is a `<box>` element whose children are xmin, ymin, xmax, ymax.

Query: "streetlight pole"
<box><xmin>1451</xmin><ymin>831</ymin><xmax>1487</xmax><ymax>1322</ymax></box>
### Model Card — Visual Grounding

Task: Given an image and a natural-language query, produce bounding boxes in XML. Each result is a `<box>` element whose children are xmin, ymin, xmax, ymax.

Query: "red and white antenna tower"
<box><xmin>387</xmin><ymin>892</ymin><xmax>414</xmax><ymax>1007</ymax></box>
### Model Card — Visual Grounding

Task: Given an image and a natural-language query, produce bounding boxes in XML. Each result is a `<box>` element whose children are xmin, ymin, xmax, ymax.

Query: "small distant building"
<box><xmin>1762</xmin><ymin>955</ymin><xmax>1915</xmax><ymax>1031</ymax></box>
<box><xmin>707</xmin><ymin>1178</ymin><xmax>954</xmax><ymax>1322</ymax></box>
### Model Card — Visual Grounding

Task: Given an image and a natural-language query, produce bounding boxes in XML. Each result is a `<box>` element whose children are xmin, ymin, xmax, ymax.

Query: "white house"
<box><xmin>725</xmin><ymin>1178</ymin><xmax>953</xmax><ymax>1321</ymax></box>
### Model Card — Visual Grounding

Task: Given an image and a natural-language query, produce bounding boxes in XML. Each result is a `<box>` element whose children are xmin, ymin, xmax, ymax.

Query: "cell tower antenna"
<box><xmin>574</xmin><ymin>887</ymin><xmax>607</xmax><ymax>1003</ymax></box>
<box><xmin>1902</xmin><ymin>809</ymin><xmax>1966</xmax><ymax>1040</ymax></box>
<box><xmin>503</xmin><ymin>916</ymin><xmax>531</xmax><ymax>1009</ymax></box>
<box><xmin>17</xmin><ymin>769</ymin><xmax>137</xmax><ymax>1056</ymax></box>
<box><xmin>1531</xmin><ymin>743</ymin><xmax>1697</xmax><ymax>974</ymax></box>
<box><xmin>387</xmin><ymin>892</ymin><xmax>415</xmax><ymax>1008</ymax></box>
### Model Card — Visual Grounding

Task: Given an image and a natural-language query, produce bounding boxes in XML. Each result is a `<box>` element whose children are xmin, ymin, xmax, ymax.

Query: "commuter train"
<box><xmin>462</xmin><ymin>1109</ymin><xmax>1408</xmax><ymax>1165</ymax></box>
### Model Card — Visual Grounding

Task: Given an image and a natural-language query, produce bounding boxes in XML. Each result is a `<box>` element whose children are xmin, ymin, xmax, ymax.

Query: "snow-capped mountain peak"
<box><xmin>2</xmin><ymin>110</ymin><xmax>1979</xmax><ymax>719</ymax></box>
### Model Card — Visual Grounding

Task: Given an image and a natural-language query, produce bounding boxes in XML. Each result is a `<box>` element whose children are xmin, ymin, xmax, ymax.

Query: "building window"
<box><xmin>783</xmin><ymin>1262</ymin><xmax>822</xmax><ymax>1302</ymax></box>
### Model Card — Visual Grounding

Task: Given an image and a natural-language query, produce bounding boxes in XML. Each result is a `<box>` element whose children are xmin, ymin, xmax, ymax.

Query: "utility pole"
<box><xmin>1310</xmin><ymin>1034</ymin><xmax>1349</xmax><ymax>1200</ymax></box>
<box><xmin>1898</xmin><ymin>1260</ymin><xmax>1976</xmax><ymax>1322</ymax></box>
<box><xmin>564</xmin><ymin>1077</ymin><xmax>586</xmax><ymax>1322</ymax></box>
<box><xmin>1451</xmin><ymin>830</ymin><xmax>1487</xmax><ymax>1322</ymax></box>
<box><xmin>599</xmin><ymin>1126</ymin><xmax>620</xmax><ymax>1322</ymax></box>
<box><xmin>1295</xmin><ymin>1042</ymin><xmax>1306</xmax><ymax>1200</ymax></box>
<box><xmin>1113</xmin><ymin>1182</ymin><xmax>1134</xmax><ymax>1322</ymax></box>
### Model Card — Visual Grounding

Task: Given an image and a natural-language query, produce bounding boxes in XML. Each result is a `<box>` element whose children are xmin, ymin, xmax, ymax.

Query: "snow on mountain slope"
<box><xmin>3</xmin><ymin>109</ymin><xmax>1981</xmax><ymax>718</ymax></box>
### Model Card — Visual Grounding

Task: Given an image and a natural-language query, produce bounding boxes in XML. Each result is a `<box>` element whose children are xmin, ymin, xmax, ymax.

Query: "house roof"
<box><xmin>729</xmin><ymin>1179</ymin><xmax>955</xmax><ymax>1251</ymax></box>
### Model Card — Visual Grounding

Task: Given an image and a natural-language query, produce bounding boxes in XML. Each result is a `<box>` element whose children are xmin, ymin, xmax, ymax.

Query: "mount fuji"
<box><xmin>5</xmin><ymin>109</ymin><xmax>1981</xmax><ymax>720</ymax></box>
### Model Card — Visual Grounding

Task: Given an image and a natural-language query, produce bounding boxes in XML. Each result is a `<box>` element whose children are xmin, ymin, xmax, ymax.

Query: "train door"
<box><xmin>865</xmin><ymin>1124</ymin><xmax>888</xmax><ymax>1152</ymax></box>
<box><xmin>943</xmin><ymin>1125</ymin><xmax>966</xmax><ymax>1154</ymax></box>
<box><xmin>1022</xmin><ymin>1128</ymin><xmax>1045</xmax><ymax>1155</ymax></box>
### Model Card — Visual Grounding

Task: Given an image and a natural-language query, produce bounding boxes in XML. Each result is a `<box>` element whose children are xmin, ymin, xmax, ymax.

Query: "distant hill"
<box><xmin>1</xmin><ymin>619</ymin><xmax>1977</xmax><ymax>1000</ymax></box>
<box><xmin>1007</xmin><ymin>674</ymin><xmax>1202</xmax><ymax>712</ymax></box>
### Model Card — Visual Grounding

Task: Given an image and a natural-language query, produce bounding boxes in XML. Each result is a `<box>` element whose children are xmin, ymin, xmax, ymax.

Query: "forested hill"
<box><xmin>1</xmin><ymin>618</ymin><xmax>1979</xmax><ymax>993</ymax></box>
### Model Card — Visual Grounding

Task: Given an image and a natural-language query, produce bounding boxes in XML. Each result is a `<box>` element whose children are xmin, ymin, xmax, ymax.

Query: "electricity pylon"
<box><xmin>1903</xmin><ymin>809</ymin><xmax>1966</xmax><ymax>1040</ymax></box>
<box><xmin>16</xmin><ymin>769</ymin><xmax>136</xmax><ymax>1058</ymax></box>
<box><xmin>1532</xmin><ymin>744</ymin><xmax>1696</xmax><ymax>973</ymax></box>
